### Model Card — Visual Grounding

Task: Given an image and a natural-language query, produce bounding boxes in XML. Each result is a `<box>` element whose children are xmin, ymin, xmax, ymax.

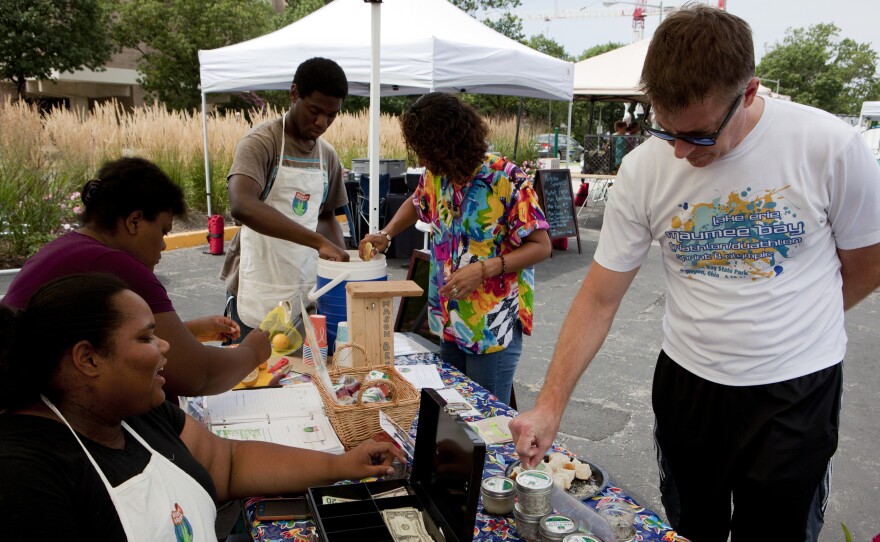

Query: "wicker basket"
<box><xmin>314</xmin><ymin>343</ymin><xmax>420</xmax><ymax>450</ymax></box>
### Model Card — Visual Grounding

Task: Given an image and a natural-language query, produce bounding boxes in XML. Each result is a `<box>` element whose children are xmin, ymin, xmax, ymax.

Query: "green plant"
<box><xmin>0</xmin><ymin>98</ymin><xmax>80</xmax><ymax>261</ymax></box>
<box><xmin>0</xmin><ymin>167</ymin><xmax>80</xmax><ymax>258</ymax></box>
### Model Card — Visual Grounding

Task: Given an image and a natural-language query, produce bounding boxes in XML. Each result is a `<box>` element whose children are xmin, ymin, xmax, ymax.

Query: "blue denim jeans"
<box><xmin>223</xmin><ymin>292</ymin><xmax>254</xmax><ymax>346</ymax></box>
<box><xmin>439</xmin><ymin>322</ymin><xmax>522</xmax><ymax>406</ymax></box>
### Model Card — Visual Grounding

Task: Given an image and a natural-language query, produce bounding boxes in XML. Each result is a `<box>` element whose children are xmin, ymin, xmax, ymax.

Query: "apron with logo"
<box><xmin>41</xmin><ymin>396</ymin><xmax>216</xmax><ymax>541</ymax></box>
<box><xmin>237</xmin><ymin>115</ymin><xmax>327</xmax><ymax>328</ymax></box>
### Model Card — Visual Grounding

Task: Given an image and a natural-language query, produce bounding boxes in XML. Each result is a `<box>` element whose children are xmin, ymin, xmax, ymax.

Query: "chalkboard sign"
<box><xmin>394</xmin><ymin>249</ymin><xmax>439</xmax><ymax>345</ymax></box>
<box><xmin>534</xmin><ymin>169</ymin><xmax>582</xmax><ymax>254</ymax></box>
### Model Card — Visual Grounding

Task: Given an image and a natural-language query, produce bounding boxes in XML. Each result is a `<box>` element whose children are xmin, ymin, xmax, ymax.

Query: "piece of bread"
<box><xmin>553</xmin><ymin>472</ymin><xmax>572</xmax><ymax>490</ymax></box>
<box><xmin>575</xmin><ymin>462</ymin><xmax>593</xmax><ymax>480</ymax></box>
<box><xmin>547</xmin><ymin>452</ymin><xmax>570</xmax><ymax>470</ymax></box>
<box><xmin>558</xmin><ymin>467</ymin><xmax>576</xmax><ymax>485</ymax></box>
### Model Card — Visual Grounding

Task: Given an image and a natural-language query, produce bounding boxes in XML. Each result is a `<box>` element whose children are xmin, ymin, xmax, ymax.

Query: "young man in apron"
<box><xmin>221</xmin><ymin>57</ymin><xmax>350</xmax><ymax>335</ymax></box>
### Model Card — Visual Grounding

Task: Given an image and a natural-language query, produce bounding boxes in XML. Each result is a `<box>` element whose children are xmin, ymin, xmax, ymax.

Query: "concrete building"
<box><xmin>0</xmin><ymin>47</ymin><xmax>145</xmax><ymax>112</ymax></box>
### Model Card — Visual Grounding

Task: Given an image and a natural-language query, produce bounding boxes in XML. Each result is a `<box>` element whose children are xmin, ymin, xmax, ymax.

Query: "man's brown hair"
<box><xmin>639</xmin><ymin>4</ymin><xmax>754</xmax><ymax>114</ymax></box>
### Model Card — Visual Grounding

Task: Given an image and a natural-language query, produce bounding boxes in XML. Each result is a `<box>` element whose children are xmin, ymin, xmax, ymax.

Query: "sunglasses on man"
<box><xmin>644</xmin><ymin>93</ymin><xmax>744</xmax><ymax>147</ymax></box>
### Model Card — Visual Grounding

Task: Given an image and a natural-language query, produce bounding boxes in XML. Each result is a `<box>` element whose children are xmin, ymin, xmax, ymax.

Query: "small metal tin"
<box><xmin>562</xmin><ymin>535</ymin><xmax>602</xmax><ymax>542</ymax></box>
<box><xmin>481</xmin><ymin>476</ymin><xmax>516</xmax><ymax>515</ymax></box>
<box><xmin>513</xmin><ymin>503</ymin><xmax>548</xmax><ymax>542</ymax></box>
<box><xmin>538</xmin><ymin>514</ymin><xmax>578</xmax><ymax>541</ymax></box>
<box><xmin>515</xmin><ymin>470</ymin><xmax>554</xmax><ymax>516</ymax></box>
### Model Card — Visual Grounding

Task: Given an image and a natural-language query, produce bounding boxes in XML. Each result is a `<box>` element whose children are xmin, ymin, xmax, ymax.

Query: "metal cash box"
<box><xmin>306</xmin><ymin>389</ymin><xmax>487</xmax><ymax>542</ymax></box>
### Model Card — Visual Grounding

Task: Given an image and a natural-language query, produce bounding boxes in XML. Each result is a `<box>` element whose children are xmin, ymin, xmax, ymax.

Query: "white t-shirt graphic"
<box><xmin>596</xmin><ymin>97</ymin><xmax>880</xmax><ymax>385</ymax></box>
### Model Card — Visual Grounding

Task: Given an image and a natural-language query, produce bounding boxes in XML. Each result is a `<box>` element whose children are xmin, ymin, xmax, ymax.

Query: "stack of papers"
<box><xmin>394</xmin><ymin>364</ymin><xmax>444</xmax><ymax>390</ymax></box>
<box><xmin>468</xmin><ymin>416</ymin><xmax>514</xmax><ymax>445</ymax></box>
<box><xmin>393</xmin><ymin>332</ymin><xmax>438</xmax><ymax>356</ymax></box>
<box><xmin>204</xmin><ymin>385</ymin><xmax>344</xmax><ymax>454</ymax></box>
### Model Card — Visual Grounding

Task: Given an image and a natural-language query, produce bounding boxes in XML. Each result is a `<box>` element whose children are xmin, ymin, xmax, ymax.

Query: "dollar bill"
<box><xmin>373</xmin><ymin>487</ymin><xmax>410</xmax><ymax>499</ymax></box>
<box><xmin>321</xmin><ymin>496</ymin><xmax>356</xmax><ymax>504</ymax></box>
<box><xmin>381</xmin><ymin>507</ymin><xmax>434</xmax><ymax>542</ymax></box>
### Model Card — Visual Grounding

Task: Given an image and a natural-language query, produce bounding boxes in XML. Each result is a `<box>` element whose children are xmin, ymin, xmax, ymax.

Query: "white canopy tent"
<box><xmin>198</xmin><ymin>0</ymin><xmax>574</xmax><ymax>224</ymax></box>
<box><xmin>572</xmin><ymin>39</ymin><xmax>650</xmax><ymax>102</ymax></box>
<box><xmin>573</xmin><ymin>39</ymin><xmax>791</xmax><ymax>102</ymax></box>
<box><xmin>756</xmin><ymin>84</ymin><xmax>791</xmax><ymax>101</ymax></box>
<box><xmin>857</xmin><ymin>101</ymin><xmax>880</xmax><ymax>129</ymax></box>
<box><xmin>572</xmin><ymin>39</ymin><xmax>791</xmax><ymax>136</ymax></box>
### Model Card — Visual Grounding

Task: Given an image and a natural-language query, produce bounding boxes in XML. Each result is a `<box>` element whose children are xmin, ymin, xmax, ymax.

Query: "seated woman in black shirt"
<box><xmin>0</xmin><ymin>273</ymin><xmax>403</xmax><ymax>541</ymax></box>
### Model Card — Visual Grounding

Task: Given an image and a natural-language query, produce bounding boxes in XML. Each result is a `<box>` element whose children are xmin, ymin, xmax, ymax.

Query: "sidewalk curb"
<box><xmin>164</xmin><ymin>226</ymin><xmax>240</xmax><ymax>251</ymax></box>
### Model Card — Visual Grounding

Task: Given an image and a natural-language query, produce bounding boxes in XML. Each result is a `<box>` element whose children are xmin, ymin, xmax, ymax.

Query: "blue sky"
<box><xmin>487</xmin><ymin>0</ymin><xmax>879</xmax><ymax>63</ymax></box>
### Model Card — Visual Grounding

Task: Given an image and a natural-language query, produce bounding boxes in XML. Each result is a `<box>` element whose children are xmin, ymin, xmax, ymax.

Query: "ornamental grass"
<box><xmin>0</xmin><ymin>98</ymin><xmax>540</xmax><ymax>263</ymax></box>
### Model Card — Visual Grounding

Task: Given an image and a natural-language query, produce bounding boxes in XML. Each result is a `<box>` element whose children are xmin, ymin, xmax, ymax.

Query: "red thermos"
<box><xmin>207</xmin><ymin>215</ymin><xmax>225</xmax><ymax>255</ymax></box>
<box><xmin>574</xmin><ymin>182</ymin><xmax>590</xmax><ymax>207</ymax></box>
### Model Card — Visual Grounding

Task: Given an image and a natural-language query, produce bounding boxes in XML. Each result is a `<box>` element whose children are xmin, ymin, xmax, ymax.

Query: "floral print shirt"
<box><xmin>413</xmin><ymin>154</ymin><xmax>549</xmax><ymax>354</ymax></box>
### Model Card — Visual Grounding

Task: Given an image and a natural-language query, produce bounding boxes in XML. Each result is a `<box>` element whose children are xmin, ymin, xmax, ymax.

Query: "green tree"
<box><xmin>757</xmin><ymin>23</ymin><xmax>880</xmax><ymax>114</ymax></box>
<box><xmin>483</xmin><ymin>12</ymin><xmax>525</xmax><ymax>42</ymax></box>
<box><xmin>578</xmin><ymin>41</ymin><xmax>625</xmax><ymax>61</ymax></box>
<box><xmin>111</xmin><ymin>0</ymin><xmax>275</xmax><ymax>110</ymax></box>
<box><xmin>0</xmin><ymin>0</ymin><xmax>115</xmax><ymax>98</ymax></box>
<box><xmin>524</xmin><ymin>35</ymin><xmax>573</xmax><ymax>62</ymax></box>
<box><xmin>273</xmin><ymin>0</ymin><xmax>326</xmax><ymax>29</ymax></box>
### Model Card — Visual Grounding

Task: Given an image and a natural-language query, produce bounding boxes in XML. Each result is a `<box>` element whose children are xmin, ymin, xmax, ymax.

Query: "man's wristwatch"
<box><xmin>377</xmin><ymin>230</ymin><xmax>392</xmax><ymax>253</ymax></box>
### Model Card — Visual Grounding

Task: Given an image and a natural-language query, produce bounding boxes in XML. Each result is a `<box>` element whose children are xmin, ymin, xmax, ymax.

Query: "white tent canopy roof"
<box><xmin>199</xmin><ymin>0</ymin><xmax>573</xmax><ymax>101</ymax></box>
<box><xmin>572</xmin><ymin>39</ymin><xmax>650</xmax><ymax>102</ymax></box>
<box><xmin>756</xmin><ymin>84</ymin><xmax>791</xmax><ymax>101</ymax></box>
<box><xmin>573</xmin><ymin>39</ymin><xmax>792</xmax><ymax>103</ymax></box>
<box><xmin>860</xmin><ymin>101</ymin><xmax>880</xmax><ymax>121</ymax></box>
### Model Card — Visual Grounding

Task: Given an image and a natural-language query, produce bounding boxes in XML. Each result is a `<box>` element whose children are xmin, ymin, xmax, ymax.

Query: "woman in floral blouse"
<box><xmin>359</xmin><ymin>93</ymin><xmax>551</xmax><ymax>405</ymax></box>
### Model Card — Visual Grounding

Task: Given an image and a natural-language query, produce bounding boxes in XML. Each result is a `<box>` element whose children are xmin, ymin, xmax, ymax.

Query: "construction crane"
<box><xmin>629</xmin><ymin>0</ymin><xmax>649</xmax><ymax>42</ymax></box>
<box><xmin>513</xmin><ymin>1</ymin><xmax>667</xmax><ymax>42</ymax></box>
<box><xmin>509</xmin><ymin>0</ymin><xmax>725</xmax><ymax>42</ymax></box>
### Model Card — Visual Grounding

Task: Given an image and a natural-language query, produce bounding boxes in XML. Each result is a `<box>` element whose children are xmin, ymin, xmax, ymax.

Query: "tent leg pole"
<box><xmin>368</xmin><ymin>1</ymin><xmax>381</xmax><ymax>235</ymax></box>
<box><xmin>588</xmin><ymin>100</ymin><xmax>596</xmax><ymax>135</ymax></box>
<box><xmin>566</xmin><ymin>101</ymin><xmax>573</xmax><ymax>165</ymax></box>
<box><xmin>201</xmin><ymin>93</ymin><xmax>213</xmax><ymax>217</ymax></box>
<box><xmin>513</xmin><ymin>96</ymin><xmax>523</xmax><ymax>162</ymax></box>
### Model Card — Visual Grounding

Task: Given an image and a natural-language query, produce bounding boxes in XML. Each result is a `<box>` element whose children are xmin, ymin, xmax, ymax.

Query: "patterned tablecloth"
<box><xmin>243</xmin><ymin>353</ymin><xmax>688</xmax><ymax>542</ymax></box>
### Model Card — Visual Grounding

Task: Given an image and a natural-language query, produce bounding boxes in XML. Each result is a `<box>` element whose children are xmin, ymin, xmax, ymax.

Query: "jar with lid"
<box><xmin>513</xmin><ymin>503</ymin><xmax>548</xmax><ymax>542</ymax></box>
<box><xmin>481</xmin><ymin>476</ymin><xmax>516</xmax><ymax>515</ymax></box>
<box><xmin>538</xmin><ymin>514</ymin><xmax>578</xmax><ymax>542</ymax></box>
<box><xmin>514</xmin><ymin>470</ymin><xmax>554</xmax><ymax>515</ymax></box>
<box><xmin>596</xmin><ymin>500</ymin><xmax>636</xmax><ymax>542</ymax></box>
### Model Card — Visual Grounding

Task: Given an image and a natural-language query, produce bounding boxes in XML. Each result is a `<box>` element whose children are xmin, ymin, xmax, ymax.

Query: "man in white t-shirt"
<box><xmin>510</xmin><ymin>6</ymin><xmax>880</xmax><ymax>541</ymax></box>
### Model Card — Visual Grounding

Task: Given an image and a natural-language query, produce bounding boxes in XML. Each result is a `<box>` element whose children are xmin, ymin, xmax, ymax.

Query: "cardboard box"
<box><xmin>307</xmin><ymin>389</ymin><xmax>486</xmax><ymax>542</ymax></box>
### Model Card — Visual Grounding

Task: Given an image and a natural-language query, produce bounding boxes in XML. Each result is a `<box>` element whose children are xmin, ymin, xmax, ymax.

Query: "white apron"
<box><xmin>42</xmin><ymin>396</ymin><xmax>217</xmax><ymax>542</ymax></box>
<box><xmin>237</xmin><ymin>115</ymin><xmax>326</xmax><ymax>328</ymax></box>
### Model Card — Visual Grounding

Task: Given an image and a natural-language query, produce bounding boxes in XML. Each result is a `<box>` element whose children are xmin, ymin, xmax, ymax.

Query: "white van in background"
<box><xmin>857</xmin><ymin>101</ymin><xmax>880</xmax><ymax>165</ymax></box>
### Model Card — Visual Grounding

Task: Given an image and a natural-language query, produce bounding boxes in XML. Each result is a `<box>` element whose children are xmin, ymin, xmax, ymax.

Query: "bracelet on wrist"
<box><xmin>377</xmin><ymin>230</ymin><xmax>392</xmax><ymax>253</ymax></box>
<box><xmin>479</xmin><ymin>260</ymin><xmax>487</xmax><ymax>281</ymax></box>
